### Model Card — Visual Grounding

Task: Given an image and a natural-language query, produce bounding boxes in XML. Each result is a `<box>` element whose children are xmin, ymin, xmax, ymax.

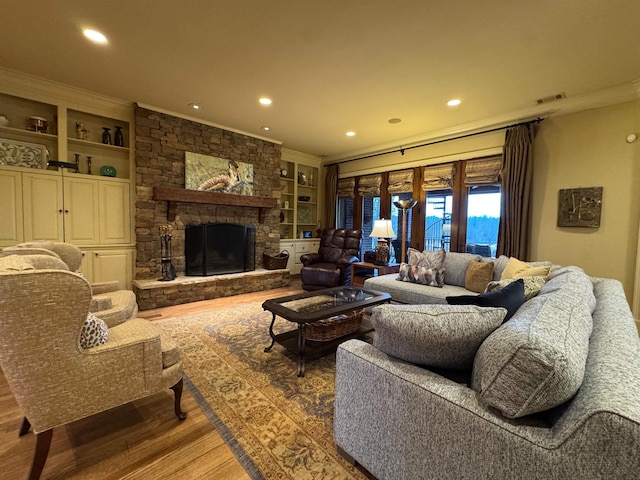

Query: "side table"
<box><xmin>350</xmin><ymin>262</ymin><xmax>400</xmax><ymax>287</ymax></box>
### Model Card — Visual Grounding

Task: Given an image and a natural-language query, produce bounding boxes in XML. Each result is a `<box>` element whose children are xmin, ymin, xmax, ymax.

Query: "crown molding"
<box><xmin>136</xmin><ymin>102</ymin><xmax>282</xmax><ymax>146</ymax></box>
<box><xmin>324</xmin><ymin>80</ymin><xmax>640</xmax><ymax>164</ymax></box>
<box><xmin>0</xmin><ymin>66</ymin><xmax>132</xmax><ymax>119</ymax></box>
<box><xmin>281</xmin><ymin>148</ymin><xmax>322</xmax><ymax>166</ymax></box>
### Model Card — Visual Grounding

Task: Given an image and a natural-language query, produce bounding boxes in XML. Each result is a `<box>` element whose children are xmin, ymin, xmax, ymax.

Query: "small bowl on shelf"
<box><xmin>298</xmin><ymin>195</ymin><xmax>311</xmax><ymax>202</ymax></box>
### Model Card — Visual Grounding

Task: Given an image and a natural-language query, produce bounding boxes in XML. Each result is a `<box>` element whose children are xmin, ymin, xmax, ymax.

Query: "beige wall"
<box><xmin>330</xmin><ymin>99</ymin><xmax>640</xmax><ymax>314</ymax></box>
<box><xmin>531</xmin><ymin>100</ymin><xmax>640</xmax><ymax>304</ymax></box>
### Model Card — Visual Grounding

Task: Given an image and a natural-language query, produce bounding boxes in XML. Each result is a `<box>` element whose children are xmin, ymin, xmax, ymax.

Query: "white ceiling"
<box><xmin>1</xmin><ymin>1</ymin><xmax>639</xmax><ymax>161</ymax></box>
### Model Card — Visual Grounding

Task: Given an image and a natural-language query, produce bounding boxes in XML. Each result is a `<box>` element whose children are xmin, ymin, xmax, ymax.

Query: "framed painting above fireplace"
<box><xmin>185</xmin><ymin>151</ymin><xmax>254</xmax><ymax>196</ymax></box>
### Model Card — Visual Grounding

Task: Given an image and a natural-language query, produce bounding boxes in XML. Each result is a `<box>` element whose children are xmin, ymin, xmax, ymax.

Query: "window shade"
<box><xmin>337</xmin><ymin>177</ymin><xmax>356</xmax><ymax>198</ymax></box>
<box><xmin>421</xmin><ymin>163</ymin><xmax>455</xmax><ymax>191</ymax></box>
<box><xmin>358</xmin><ymin>174</ymin><xmax>382</xmax><ymax>196</ymax></box>
<box><xmin>387</xmin><ymin>169</ymin><xmax>414</xmax><ymax>193</ymax></box>
<box><xmin>464</xmin><ymin>156</ymin><xmax>502</xmax><ymax>185</ymax></box>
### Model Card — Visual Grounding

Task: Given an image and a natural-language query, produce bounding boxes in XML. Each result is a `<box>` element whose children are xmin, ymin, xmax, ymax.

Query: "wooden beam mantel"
<box><xmin>153</xmin><ymin>186</ymin><xmax>277</xmax><ymax>222</ymax></box>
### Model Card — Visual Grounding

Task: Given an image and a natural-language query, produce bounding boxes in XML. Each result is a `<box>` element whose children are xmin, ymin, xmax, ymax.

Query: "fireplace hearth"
<box><xmin>185</xmin><ymin>223</ymin><xmax>256</xmax><ymax>276</ymax></box>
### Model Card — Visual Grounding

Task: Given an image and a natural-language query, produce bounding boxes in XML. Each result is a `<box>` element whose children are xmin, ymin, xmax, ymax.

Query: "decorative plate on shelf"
<box><xmin>100</xmin><ymin>165</ymin><xmax>117</xmax><ymax>177</ymax></box>
<box><xmin>0</xmin><ymin>138</ymin><xmax>48</xmax><ymax>169</ymax></box>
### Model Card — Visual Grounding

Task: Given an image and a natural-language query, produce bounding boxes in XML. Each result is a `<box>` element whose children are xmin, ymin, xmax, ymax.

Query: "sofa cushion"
<box><xmin>471</xmin><ymin>274</ymin><xmax>595</xmax><ymax>418</ymax></box>
<box><xmin>486</xmin><ymin>275</ymin><xmax>546</xmax><ymax>301</ymax></box>
<box><xmin>79</xmin><ymin>313</ymin><xmax>109</xmax><ymax>350</ymax></box>
<box><xmin>465</xmin><ymin>260</ymin><xmax>494</xmax><ymax>293</ymax></box>
<box><xmin>446</xmin><ymin>278</ymin><xmax>525</xmax><ymax>321</ymax></box>
<box><xmin>372</xmin><ymin>304</ymin><xmax>506</xmax><ymax>370</ymax></box>
<box><xmin>444</xmin><ymin>252</ymin><xmax>482</xmax><ymax>287</ymax></box>
<box><xmin>365</xmin><ymin>273</ymin><xmax>472</xmax><ymax>304</ymax></box>
<box><xmin>397</xmin><ymin>263</ymin><xmax>444</xmax><ymax>287</ymax></box>
<box><xmin>501</xmin><ymin>257</ymin><xmax>550</xmax><ymax>280</ymax></box>
<box><xmin>407</xmin><ymin>248</ymin><xmax>446</xmax><ymax>269</ymax></box>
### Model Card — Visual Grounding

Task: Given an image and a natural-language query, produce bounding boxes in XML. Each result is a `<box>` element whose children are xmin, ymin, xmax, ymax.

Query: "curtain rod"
<box><xmin>325</xmin><ymin>117</ymin><xmax>543</xmax><ymax>166</ymax></box>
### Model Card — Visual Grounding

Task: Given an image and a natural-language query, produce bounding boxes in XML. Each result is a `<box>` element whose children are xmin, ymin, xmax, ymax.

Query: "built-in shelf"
<box><xmin>153</xmin><ymin>186</ymin><xmax>277</xmax><ymax>222</ymax></box>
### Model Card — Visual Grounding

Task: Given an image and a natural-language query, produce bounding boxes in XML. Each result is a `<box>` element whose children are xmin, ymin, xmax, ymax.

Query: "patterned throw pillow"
<box><xmin>465</xmin><ymin>260</ymin><xmax>494</xmax><ymax>293</ymax></box>
<box><xmin>397</xmin><ymin>262</ymin><xmax>445</xmax><ymax>287</ymax></box>
<box><xmin>407</xmin><ymin>248</ymin><xmax>446</xmax><ymax>269</ymax></box>
<box><xmin>486</xmin><ymin>276</ymin><xmax>546</xmax><ymax>301</ymax></box>
<box><xmin>79</xmin><ymin>313</ymin><xmax>109</xmax><ymax>350</ymax></box>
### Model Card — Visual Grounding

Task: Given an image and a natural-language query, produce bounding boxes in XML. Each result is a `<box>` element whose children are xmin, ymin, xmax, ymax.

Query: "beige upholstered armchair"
<box><xmin>0</xmin><ymin>258</ymin><xmax>185</xmax><ymax>480</ymax></box>
<box><xmin>2</xmin><ymin>241</ymin><xmax>137</xmax><ymax>327</ymax></box>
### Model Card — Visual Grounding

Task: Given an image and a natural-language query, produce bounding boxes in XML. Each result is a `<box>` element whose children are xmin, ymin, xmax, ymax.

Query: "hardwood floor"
<box><xmin>0</xmin><ymin>278</ymin><xmax>303</xmax><ymax>480</ymax></box>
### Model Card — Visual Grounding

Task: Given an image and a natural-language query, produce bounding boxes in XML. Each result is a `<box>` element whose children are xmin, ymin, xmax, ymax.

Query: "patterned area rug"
<box><xmin>155</xmin><ymin>302</ymin><xmax>369</xmax><ymax>480</ymax></box>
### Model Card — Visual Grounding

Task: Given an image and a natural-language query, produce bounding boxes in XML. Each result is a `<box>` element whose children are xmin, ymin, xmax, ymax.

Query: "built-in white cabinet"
<box><xmin>0</xmin><ymin>170</ymin><xmax>24</xmax><ymax>245</ymax></box>
<box><xmin>279</xmin><ymin>149</ymin><xmax>322</xmax><ymax>241</ymax></box>
<box><xmin>0</xmin><ymin>70</ymin><xmax>135</xmax><ymax>286</ymax></box>
<box><xmin>0</xmin><ymin>166</ymin><xmax>131</xmax><ymax>247</ymax></box>
<box><xmin>280</xmin><ymin>239</ymin><xmax>320</xmax><ymax>274</ymax></box>
<box><xmin>79</xmin><ymin>248</ymin><xmax>134</xmax><ymax>290</ymax></box>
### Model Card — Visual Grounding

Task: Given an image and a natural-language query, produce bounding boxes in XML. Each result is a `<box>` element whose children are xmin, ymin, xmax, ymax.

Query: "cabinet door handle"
<box><xmin>64</xmin><ymin>209</ymin><xmax>69</xmax><ymax>214</ymax></box>
<box><xmin>95</xmin><ymin>253</ymin><xmax>99</xmax><ymax>257</ymax></box>
<box><xmin>58</xmin><ymin>209</ymin><xmax>63</xmax><ymax>213</ymax></box>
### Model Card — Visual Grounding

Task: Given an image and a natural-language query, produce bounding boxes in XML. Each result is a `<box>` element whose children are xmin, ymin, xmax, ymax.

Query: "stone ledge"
<box><xmin>132</xmin><ymin>268</ymin><xmax>290</xmax><ymax>310</ymax></box>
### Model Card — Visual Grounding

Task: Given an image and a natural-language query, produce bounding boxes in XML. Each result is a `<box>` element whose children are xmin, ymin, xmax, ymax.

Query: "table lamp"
<box><xmin>369</xmin><ymin>219</ymin><xmax>396</xmax><ymax>266</ymax></box>
<box><xmin>393</xmin><ymin>199</ymin><xmax>417</xmax><ymax>263</ymax></box>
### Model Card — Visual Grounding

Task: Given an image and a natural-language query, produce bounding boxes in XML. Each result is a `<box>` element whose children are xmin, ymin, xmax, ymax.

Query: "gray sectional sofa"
<box><xmin>334</xmin><ymin>262</ymin><xmax>640</xmax><ymax>479</ymax></box>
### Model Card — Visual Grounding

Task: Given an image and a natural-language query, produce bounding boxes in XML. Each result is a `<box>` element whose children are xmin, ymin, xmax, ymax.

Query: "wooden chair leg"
<box><xmin>170</xmin><ymin>378</ymin><xmax>187</xmax><ymax>420</ymax></box>
<box><xmin>19</xmin><ymin>417</ymin><xmax>32</xmax><ymax>436</ymax></box>
<box><xmin>29</xmin><ymin>429</ymin><xmax>53</xmax><ymax>480</ymax></box>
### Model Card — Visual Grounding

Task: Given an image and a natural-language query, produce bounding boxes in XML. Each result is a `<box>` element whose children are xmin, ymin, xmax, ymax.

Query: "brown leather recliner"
<box><xmin>300</xmin><ymin>228</ymin><xmax>362</xmax><ymax>291</ymax></box>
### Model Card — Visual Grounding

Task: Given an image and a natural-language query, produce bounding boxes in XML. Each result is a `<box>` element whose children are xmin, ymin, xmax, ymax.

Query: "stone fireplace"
<box><xmin>131</xmin><ymin>105</ymin><xmax>289</xmax><ymax>309</ymax></box>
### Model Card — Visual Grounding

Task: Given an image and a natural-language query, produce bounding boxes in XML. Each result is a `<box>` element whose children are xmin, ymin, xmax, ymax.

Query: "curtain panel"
<box><xmin>324</xmin><ymin>164</ymin><xmax>338</xmax><ymax>228</ymax></box>
<box><xmin>337</xmin><ymin>177</ymin><xmax>356</xmax><ymax>198</ymax></box>
<box><xmin>422</xmin><ymin>163</ymin><xmax>455</xmax><ymax>191</ymax></box>
<box><xmin>358</xmin><ymin>174</ymin><xmax>382</xmax><ymax>196</ymax></box>
<box><xmin>497</xmin><ymin>123</ymin><xmax>536</xmax><ymax>259</ymax></box>
<box><xmin>387</xmin><ymin>169</ymin><xmax>414</xmax><ymax>193</ymax></box>
<box><xmin>464</xmin><ymin>155</ymin><xmax>502</xmax><ymax>185</ymax></box>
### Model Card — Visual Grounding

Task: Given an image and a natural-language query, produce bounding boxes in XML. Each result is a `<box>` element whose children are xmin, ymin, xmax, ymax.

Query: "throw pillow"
<box><xmin>446</xmin><ymin>278</ymin><xmax>525</xmax><ymax>322</ymax></box>
<box><xmin>372</xmin><ymin>304</ymin><xmax>506</xmax><ymax>370</ymax></box>
<box><xmin>397</xmin><ymin>262</ymin><xmax>444</xmax><ymax>287</ymax></box>
<box><xmin>501</xmin><ymin>257</ymin><xmax>550</xmax><ymax>280</ymax></box>
<box><xmin>465</xmin><ymin>260</ymin><xmax>494</xmax><ymax>293</ymax></box>
<box><xmin>407</xmin><ymin>248</ymin><xmax>446</xmax><ymax>269</ymax></box>
<box><xmin>486</xmin><ymin>276</ymin><xmax>546</xmax><ymax>301</ymax></box>
<box><xmin>0</xmin><ymin>255</ymin><xmax>36</xmax><ymax>272</ymax></box>
<box><xmin>79</xmin><ymin>313</ymin><xmax>109</xmax><ymax>350</ymax></box>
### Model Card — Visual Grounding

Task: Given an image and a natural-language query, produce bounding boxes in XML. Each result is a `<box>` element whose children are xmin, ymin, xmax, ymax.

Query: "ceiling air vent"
<box><xmin>536</xmin><ymin>92</ymin><xmax>566</xmax><ymax>104</ymax></box>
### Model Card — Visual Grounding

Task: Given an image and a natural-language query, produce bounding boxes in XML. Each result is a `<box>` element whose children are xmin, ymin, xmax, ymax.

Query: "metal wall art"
<box><xmin>557</xmin><ymin>187</ymin><xmax>603</xmax><ymax>228</ymax></box>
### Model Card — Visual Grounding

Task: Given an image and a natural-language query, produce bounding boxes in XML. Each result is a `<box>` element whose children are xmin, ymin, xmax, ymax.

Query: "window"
<box><xmin>424</xmin><ymin>189</ymin><xmax>453</xmax><ymax>252</ymax></box>
<box><xmin>361</xmin><ymin>196</ymin><xmax>380</xmax><ymax>255</ymax></box>
<box><xmin>337</xmin><ymin>198</ymin><xmax>354</xmax><ymax>229</ymax></box>
<box><xmin>465</xmin><ymin>185</ymin><xmax>500</xmax><ymax>257</ymax></box>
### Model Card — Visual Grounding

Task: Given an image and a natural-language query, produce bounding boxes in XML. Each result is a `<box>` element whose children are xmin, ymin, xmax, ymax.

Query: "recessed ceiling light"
<box><xmin>259</xmin><ymin>97</ymin><xmax>272</xmax><ymax>105</ymax></box>
<box><xmin>189</xmin><ymin>103</ymin><xmax>200</xmax><ymax>110</ymax></box>
<box><xmin>261</xmin><ymin>126</ymin><xmax>270</xmax><ymax>131</ymax></box>
<box><xmin>346</xmin><ymin>131</ymin><xmax>356</xmax><ymax>137</ymax></box>
<box><xmin>83</xmin><ymin>29</ymin><xmax>108</xmax><ymax>44</ymax></box>
<box><xmin>388</xmin><ymin>118</ymin><xmax>402</xmax><ymax>124</ymax></box>
<box><xmin>447</xmin><ymin>99</ymin><xmax>461</xmax><ymax>107</ymax></box>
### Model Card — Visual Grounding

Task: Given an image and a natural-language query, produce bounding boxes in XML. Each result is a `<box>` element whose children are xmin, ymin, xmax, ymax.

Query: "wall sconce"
<box><xmin>369</xmin><ymin>219</ymin><xmax>396</xmax><ymax>266</ymax></box>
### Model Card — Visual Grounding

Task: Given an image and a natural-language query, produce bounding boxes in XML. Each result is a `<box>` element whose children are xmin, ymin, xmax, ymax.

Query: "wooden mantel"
<box><xmin>153</xmin><ymin>186</ymin><xmax>277</xmax><ymax>222</ymax></box>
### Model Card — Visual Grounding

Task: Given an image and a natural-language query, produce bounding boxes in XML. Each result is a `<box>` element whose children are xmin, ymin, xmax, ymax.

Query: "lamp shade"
<box><xmin>369</xmin><ymin>219</ymin><xmax>396</xmax><ymax>238</ymax></box>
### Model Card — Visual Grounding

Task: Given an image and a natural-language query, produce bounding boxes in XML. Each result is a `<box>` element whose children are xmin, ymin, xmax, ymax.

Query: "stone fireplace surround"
<box><xmin>132</xmin><ymin>106</ymin><xmax>289</xmax><ymax>308</ymax></box>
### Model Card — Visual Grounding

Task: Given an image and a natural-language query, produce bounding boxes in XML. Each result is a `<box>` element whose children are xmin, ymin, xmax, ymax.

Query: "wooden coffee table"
<box><xmin>262</xmin><ymin>286</ymin><xmax>391</xmax><ymax>376</ymax></box>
